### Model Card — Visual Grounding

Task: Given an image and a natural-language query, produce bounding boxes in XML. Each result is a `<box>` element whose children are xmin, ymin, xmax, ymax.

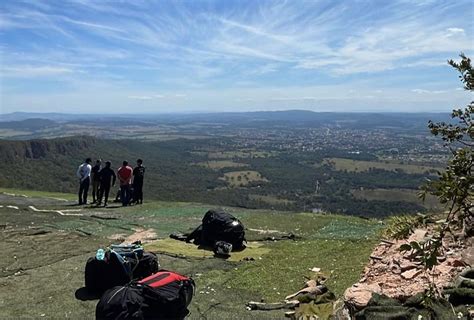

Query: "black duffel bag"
<box><xmin>85</xmin><ymin>250</ymin><xmax>132</xmax><ymax>294</ymax></box>
<box><xmin>96</xmin><ymin>271</ymin><xmax>195</xmax><ymax>320</ymax></box>
<box><xmin>130</xmin><ymin>252</ymin><xmax>160</xmax><ymax>280</ymax></box>
<box><xmin>139</xmin><ymin>270</ymin><xmax>195</xmax><ymax>319</ymax></box>
<box><xmin>96</xmin><ymin>285</ymin><xmax>145</xmax><ymax>320</ymax></box>
<box><xmin>85</xmin><ymin>246</ymin><xmax>159</xmax><ymax>294</ymax></box>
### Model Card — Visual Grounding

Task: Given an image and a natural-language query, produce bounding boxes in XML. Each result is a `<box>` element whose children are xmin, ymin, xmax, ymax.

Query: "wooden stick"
<box><xmin>246</xmin><ymin>300</ymin><xmax>299</xmax><ymax>311</ymax></box>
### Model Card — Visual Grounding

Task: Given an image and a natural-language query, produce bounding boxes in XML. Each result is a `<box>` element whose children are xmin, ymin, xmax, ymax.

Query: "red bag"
<box><xmin>138</xmin><ymin>271</ymin><xmax>195</xmax><ymax>319</ymax></box>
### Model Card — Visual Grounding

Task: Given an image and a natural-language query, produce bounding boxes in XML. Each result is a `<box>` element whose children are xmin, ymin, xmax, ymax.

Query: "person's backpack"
<box><xmin>111</xmin><ymin>243</ymin><xmax>159</xmax><ymax>279</ymax></box>
<box><xmin>200</xmin><ymin>209</ymin><xmax>245</xmax><ymax>249</ymax></box>
<box><xmin>130</xmin><ymin>252</ymin><xmax>160</xmax><ymax>280</ymax></box>
<box><xmin>110</xmin><ymin>243</ymin><xmax>144</xmax><ymax>259</ymax></box>
<box><xmin>85</xmin><ymin>250</ymin><xmax>132</xmax><ymax>294</ymax></box>
<box><xmin>96</xmin><ymin>271</ymin><xmax>195</xmax><ymax>320</ymax></box>
<box><xmin>85</xmin><ymin>243</ymin><xmax>159</xmax><ymax>294</ymax></box>
<box><xmin>139</xmin><ymin>271</ymin><xmax>195</xmax><ymax>319</ymax></box>
<box><xmin>96</xmin><ymin>285</ymin><xmax>145</xmax><ymax>320</ymax></box>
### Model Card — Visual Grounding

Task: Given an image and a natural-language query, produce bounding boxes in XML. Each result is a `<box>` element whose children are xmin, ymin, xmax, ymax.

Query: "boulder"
<box><xmin>344</xmin><ymin>283</ymin><xmax>381</xmax><ymax>310</ymax></box>
<box><xmin>401</xmin><ymin>268</ymin><xmax>422</xmax><ymax>280</ymax></box>
<box><xmin>408</xmin><ymin>229</ymin><xmax>427</xmax><ymax>242</ymax></box>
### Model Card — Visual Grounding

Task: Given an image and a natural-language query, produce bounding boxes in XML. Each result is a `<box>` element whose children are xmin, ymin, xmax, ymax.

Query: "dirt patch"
<box><xmin>108</xmin><ymin>233</ymin><xmax>128</xmax><ymax>241</ymax></box>
<box><xmin>123</xmin><ymin>228</ymin><xmax>157</xmax><ymax>244</ymax></box>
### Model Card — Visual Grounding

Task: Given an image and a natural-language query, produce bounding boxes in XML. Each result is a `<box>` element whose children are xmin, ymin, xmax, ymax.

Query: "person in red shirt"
<box><xmin>117</xmin><ymin>160</ymin><xmax>133</xmax><ymax>206</ymax></box>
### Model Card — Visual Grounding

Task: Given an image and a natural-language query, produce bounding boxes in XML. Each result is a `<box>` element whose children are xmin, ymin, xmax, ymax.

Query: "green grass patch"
<box><xmin>0</xmin><ymin>187</ymin><xmax>76</xmax><ymax>201</ymax></box>
<box><xmin>146</xmin><ymin>239</ymin><xmax>271</xmax><ymax>262</ymax></box>
<box><xmin>198</xmin><ymin>238</ymin><xmax>377</xmax><ymax>301</ymax></box>
<box><xmin>313</xmin><ymin>218</ymin><xmax>383</xmax><ymax>240</ymax></box>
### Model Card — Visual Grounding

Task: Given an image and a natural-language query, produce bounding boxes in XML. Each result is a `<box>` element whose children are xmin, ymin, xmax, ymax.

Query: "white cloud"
<box><xmin>446</xmin><ymin>27</ymin><xmax>465</xmax><ymax>35</ymax></box>
<box><xmin>1</xmin><ymin>0</ymin><xmax>473</xmax><ymax>113</ymax></box>
<box><xmin>2</xmin><ymin>65</ymin><xmax>75</xmax><ymax>77</ymax></box>
<box><xmin>412</xmin><ymin>89</ymin><xmax>447</xmax><ymax>94</ymax></box>
<box><xmin>128</xmin><ymin>95</ymin><xmax>153</xmax><ymax>100</ymax></box>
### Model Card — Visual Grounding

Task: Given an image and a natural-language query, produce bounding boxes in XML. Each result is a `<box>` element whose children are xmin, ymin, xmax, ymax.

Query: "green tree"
<box><xmin>407</xmin><ymin>54</ymin><xmax>474</xmax><ymax>270</ymax></box>
<box><xmin>424</xmin><ymin>53</ymin><xmax>473</xmax><ymax>238</ymax></box>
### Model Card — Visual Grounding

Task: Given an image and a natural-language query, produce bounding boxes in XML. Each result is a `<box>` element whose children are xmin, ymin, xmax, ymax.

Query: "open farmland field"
<box><xmin>324</xmin><ymin>158</ymin><xmax>441</xmax><ymax>174</ymax></box>
<box><xmin>220</xmin><ymin>170</ymin><xmax>269</xmax><ymax>187</ymax></box>
<box><xmin>196</xmin><ymin>160</ymin><xmax>249</xmax><ymax>170</ymax></box>
<box><xmin>0</xmin><ymin>129</ymin><xmax>32</xmax><ymax>137</ymax></box>
<box><xmin>0</xmin><ymin>188</ymin><xmax>381</xmax><ymax>319</ymax></box>
<box><xmin>208</xmin><ymin>150</ymin><xmax>276</xmax><ymax>159</ymax></box>
<box><xmin>351</xmin><ymin>188</ymin><xmax>443</xmax><ymax>211</ymax></box>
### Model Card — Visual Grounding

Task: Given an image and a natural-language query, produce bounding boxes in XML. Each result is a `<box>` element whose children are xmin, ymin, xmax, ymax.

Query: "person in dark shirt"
<box><xmin>97</xmin><ymin>161</ymin><xmax>116</xmax><ymax>207</ymax></box>
<box><xmin>132</xmin><ymin>158</ymin><xmax>146</xmax><ymax>205</ymax></box>
<box><xmin>91</xmin><ymin>159</ymin><xmax>102</xmax><ymax>203</ymax></box>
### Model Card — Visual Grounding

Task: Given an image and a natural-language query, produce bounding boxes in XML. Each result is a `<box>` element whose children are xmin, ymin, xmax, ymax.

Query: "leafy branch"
<box><xmin>413</xmin><ymin>54</ymin><xmax>474</xmax><ymax>271</ymax></box>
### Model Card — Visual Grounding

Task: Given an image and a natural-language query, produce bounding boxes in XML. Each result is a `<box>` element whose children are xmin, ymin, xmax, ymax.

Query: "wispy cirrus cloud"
<box><xmin>412</xmin><ymin>89</ymin><xmax>447</xmax><ymax>94</ymax></box>
<box><xmin>2</xmin><ymin>65</ymin><xmax>76</xmax><ymax>77</ymax></box>
<box><xmin>0</xmin><ymin>0</ymin><xmax>472</xmax><ymax>113</ymax></box>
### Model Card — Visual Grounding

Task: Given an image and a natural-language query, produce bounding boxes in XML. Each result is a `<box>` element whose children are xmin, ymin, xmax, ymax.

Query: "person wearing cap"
<box><xmin>76</xmin><ymin>158</ymin><xmax>92</xmax><ymax>205</ymax></box>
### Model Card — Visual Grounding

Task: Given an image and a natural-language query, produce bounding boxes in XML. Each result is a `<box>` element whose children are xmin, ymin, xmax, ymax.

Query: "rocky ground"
<box><xmin>344</xmin><ymin>225</ymin><xmax>474</xmax><ymax>316</ymax></box>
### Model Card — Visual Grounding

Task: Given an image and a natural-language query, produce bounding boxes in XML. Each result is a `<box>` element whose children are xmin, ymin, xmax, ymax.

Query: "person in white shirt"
<box><xmin>76</xmin><ymin>158</ymin><xmax>92</xmax><ymax>205</ymax></box>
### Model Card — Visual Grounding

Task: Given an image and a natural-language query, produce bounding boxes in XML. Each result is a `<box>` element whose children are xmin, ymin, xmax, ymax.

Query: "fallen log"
<box><xmin>370</xmin><ymin>255</ymin><xmax>383</xmax><ymax>260</ymax></box>
<box><xmin>246</xmin><ymin>300</ymin><xmax>299</xmax><ymax>311</ymax></box>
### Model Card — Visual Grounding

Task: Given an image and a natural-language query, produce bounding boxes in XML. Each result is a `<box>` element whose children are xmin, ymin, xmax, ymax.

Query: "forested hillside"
<box><xmin>0</xmin><ymin>135</ymin><xmax>438</xmax><ymax>217</ymax></box>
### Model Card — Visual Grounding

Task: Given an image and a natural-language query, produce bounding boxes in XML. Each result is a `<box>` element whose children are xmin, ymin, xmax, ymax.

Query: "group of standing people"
<box><xmin>76</xmin><ymin>158</ymin><xmax>145</xmax><ymax>207</ymax></box>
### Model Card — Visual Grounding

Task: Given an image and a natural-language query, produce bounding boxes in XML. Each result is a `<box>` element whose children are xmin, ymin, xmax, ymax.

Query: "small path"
<box><xmin>248</xmin><ymin>228</ymin><xmax>281</xmax><ymax>234</ymax></box>
<box><xmin>0</xmin><ymin>205</ymin><xmax>20</xmax><ymax>210</ymax></box>
<box><xmin>2</xmin><ymin>192</ymin><xmax>28</xmax><ymax>198</ymax></box>
<box><xmin>28</xmin><ymin>205</ymin><xmax>83</xmax><ymax>216</ymax></box>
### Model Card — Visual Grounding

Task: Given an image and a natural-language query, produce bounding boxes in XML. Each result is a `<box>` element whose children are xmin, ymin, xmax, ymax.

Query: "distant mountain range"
<box><xmin>0</xmin><ymin>110</ymin><xmax>449</xmax><ymax>128</ymax></box>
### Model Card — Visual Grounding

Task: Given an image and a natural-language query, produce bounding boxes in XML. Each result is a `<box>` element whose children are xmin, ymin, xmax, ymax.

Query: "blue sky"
<box><xmin>0</xmin><ymin>0</ymin><xmax>473</xmax><ymax>114</ymax></box>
